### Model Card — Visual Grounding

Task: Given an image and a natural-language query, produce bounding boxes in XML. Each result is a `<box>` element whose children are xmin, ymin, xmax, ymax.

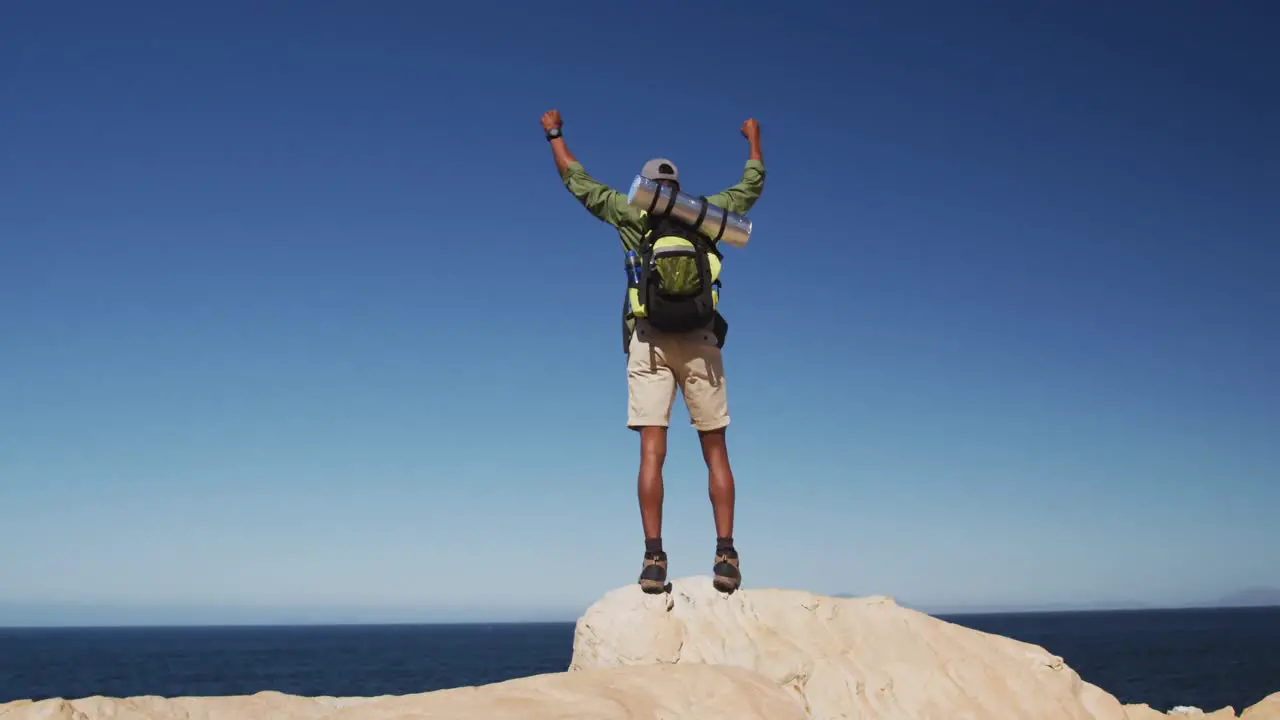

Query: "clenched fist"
<box><xmin>741</xmin><ymin>118</ymin><xmax>760</xmax><ymax>141</ymax></box>
<box><xmin>542</xmin><ymin>109</ymin><xmax>563</xmax><ymax>133</ymax></box>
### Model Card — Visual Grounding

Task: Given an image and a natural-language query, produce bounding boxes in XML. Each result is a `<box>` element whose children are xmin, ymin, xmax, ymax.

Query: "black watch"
<box><xmin>545</xmin><ymin>127</ymin><xmax>562</xmax><ymax>141</ymax></box>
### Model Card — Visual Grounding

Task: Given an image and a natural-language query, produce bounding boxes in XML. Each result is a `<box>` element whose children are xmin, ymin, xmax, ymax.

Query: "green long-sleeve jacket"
<box><xmin>560</xmin><ymin>159</ymin><xmax>766</xmax><ymax>253</ymax></box>
<box><xmin>560</xmin><ymin>159</ymin><xmax>765</xmax><ymax>350</ymax></box>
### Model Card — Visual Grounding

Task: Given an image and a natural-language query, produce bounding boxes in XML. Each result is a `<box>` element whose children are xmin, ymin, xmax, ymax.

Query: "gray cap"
<box><xmin>640</xmin><ymin>157</ymin><xmax>679</xmax><ymax>183</ymax></box>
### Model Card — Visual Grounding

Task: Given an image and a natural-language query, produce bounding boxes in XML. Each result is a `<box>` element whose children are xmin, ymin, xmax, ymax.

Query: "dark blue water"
<box><xmin>947</xmin><ymin>606</ymin><xmax>1280</xmax><ymax>712</ymax></box>
<box><xmin>2</xmin><ymin>608</ymin><xmax>1277</xmax><ymax>712</ymax></box>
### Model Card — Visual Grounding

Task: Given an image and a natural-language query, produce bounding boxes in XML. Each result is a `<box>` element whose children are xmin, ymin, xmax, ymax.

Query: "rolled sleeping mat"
<box><xmin>627</xmin><ymin>175</ymin><xmax>752</xmax><ymax>248</ymax></box>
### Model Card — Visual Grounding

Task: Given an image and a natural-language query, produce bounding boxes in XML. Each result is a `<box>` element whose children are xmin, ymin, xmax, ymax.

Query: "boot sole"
<box><xmin>713</xmin><ymin>576</ymin><xmax>740</xmax><ymax>593</ymax></box>
<box><xmin>640</xmin><ymin>579</ymin><xmax>671</xmax><ymax>594</ymax></box>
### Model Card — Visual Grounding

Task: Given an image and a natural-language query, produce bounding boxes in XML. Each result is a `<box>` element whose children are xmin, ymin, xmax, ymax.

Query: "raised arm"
<box><xmin>704</xmin><ymin>118</ymin><xmax>766</xmax><ymax>215</ymax></box>
<box><xmin>542</xmin><ymin>109</ymin><xmax>637</xmax><ymax>229</ymax></box>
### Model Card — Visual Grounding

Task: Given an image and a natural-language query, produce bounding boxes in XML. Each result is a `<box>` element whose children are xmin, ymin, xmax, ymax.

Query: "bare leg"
<box><xmin>638</xmin><ymin>426</ymin><xmax>668</xmax><ymax>540</ymax></box>
<box><xmin>636</xmin><ymin>426</ymin><xmax>670</xmax><ymax>594</ymax></box>
<box><xmin>700</xmin><ymin>427</ymin><xmax>740</xmax><ymax>592</ymax></box>
<box><xmin>698</xmin><ymin>428</ymin><xmax>735</xmax><ymax>539</ymax></box>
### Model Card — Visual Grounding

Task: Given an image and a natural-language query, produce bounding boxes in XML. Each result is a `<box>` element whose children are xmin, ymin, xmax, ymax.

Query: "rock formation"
<box><xmin>2</xmin><ymin>576</ymin><xmax>1277</xmax><ymax>719</ymax></box>
<box><xmin>0</xmin><ymin>665</ymin><xmax>805</xmax><ymax>720</ymax></box>
<box><xmin>1124</xmin><ymin>705</ymin><xmax>1240</xmax><ymax>720</ymax></box>
<box><xmin>571</xmin><ymin>576</ymin><xmax>1126</xmax><ymax>719</ymax></box>
<box><xmin>1244</xmin><ymin>694</ymin><xmax>1280</xmax><ymax>720</ymax></box>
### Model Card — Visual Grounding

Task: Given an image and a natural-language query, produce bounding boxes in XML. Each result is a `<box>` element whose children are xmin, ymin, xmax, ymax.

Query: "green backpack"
<box><xmin>625</xmin><ymin>211</ymin><xmax>723</xmax><ymax>335</ymax></box>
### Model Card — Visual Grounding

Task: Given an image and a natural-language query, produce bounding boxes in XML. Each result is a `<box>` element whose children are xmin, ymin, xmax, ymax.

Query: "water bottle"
<box><xmin>625</xmin><ymin>250</ymin><xmax>643</xmax><ymax>285</ymax></box>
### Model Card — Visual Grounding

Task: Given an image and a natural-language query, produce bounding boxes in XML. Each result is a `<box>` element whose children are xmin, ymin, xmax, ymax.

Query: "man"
<box><xmin>540</xmin><ymin>108</ymin><xmax>765</xmax><ymax>594</ymax></box>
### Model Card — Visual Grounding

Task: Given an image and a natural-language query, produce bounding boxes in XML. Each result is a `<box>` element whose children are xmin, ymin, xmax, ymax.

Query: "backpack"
<box><xmin>625</xmin><ymin>210</ymin><xmax>723</xmax><ymax>335</ymax></box>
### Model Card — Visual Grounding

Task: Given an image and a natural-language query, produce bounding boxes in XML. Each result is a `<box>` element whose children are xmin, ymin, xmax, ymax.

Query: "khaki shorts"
<box><xmin>626</xmin><ymin>320</ymin><xmax>729</xmax><ymax>432</ymax></box>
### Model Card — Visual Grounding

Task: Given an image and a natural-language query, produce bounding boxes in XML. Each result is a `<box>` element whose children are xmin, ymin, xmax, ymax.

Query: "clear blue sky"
<box><xmin>2</xmin><ymin>0</ymin><xmax>1277</xmax><ymax>625</ymax></box>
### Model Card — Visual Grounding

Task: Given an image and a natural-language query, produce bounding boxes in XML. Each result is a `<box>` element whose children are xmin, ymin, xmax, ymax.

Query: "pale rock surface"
<box><xmin>570</xmin><ymin>575</ymin><xmax>1130</xmax><ymax>720</ymax></box>
<box><xmin>1122</xmin><ymin>694</ymin><xmax>1280</xmax><ymax>720</ymax></box>
<box><xmin>1244</xmin><ymin>693</ymin><xmax>1280</xmax><ymax>720</ymax></box>
<box><xmin>1165</xmin><ymin>707</ymin><xmax>1239</xmax><ymax>719</ymax></box>
<box><xmin>0</xmin><ymin>665</ymin><xmax>804</xmax><ymax>720</ymax></box>
<box><xmin>1125</xmin><ymin>705</ymin><xmax>1175</xmax><ymax>720</ymax></box>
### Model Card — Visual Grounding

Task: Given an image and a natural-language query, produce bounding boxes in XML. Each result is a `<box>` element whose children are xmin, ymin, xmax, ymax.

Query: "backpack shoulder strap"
<box><xmin>693</xmin><ymin>197</ymin><xmax>725</xmax><ymax>260</ymax></box>
<box><xmin>637</xmin><ymin>211</ymin><xmax>658</xmax><ymax>256</ymax></box>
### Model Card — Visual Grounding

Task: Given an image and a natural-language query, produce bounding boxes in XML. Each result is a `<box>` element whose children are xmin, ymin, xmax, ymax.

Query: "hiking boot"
<box><xmin>639</xmin><ymin>551</ymin><xmax>668</xmax><ymax>594</ymax></box>
<box><xmin>712</xmin><ymin>548</ymin><xmax>741</xmax><ymax>593</ymax></box>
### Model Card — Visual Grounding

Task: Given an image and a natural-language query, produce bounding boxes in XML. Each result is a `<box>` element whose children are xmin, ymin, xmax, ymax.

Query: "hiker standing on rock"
<box><xmin>541</xmin><ymin>108</ymin><xmax>765</xmax><ymax>594</ymax></box>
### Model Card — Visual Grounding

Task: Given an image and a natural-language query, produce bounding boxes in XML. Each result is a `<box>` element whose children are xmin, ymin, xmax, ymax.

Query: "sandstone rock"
<box><xmin>1126</xmin><ymin>704</ymin><xmax>1176</xmax><ymax>720</ymax></box>
<box><xmin>1167</xmin><ymin>707</ymin><xmax>1238</xmax><ymax>719</ymax></box>
<box><xmin>570</xmin><ymin>575</ymin><xmax>1129</xmax><ymax>719</ymax></box>
<box><xmin>1244</xmin><ymin>692</ymin><xmax>1280</xmax><ymax>720</ymax></box>
<box><xmin>0</xmin><ymin>665</ymin><xmax>804</xmax><ymax>720</ymax></box>
<box><xmin>1125</xmin><ymin>703</ymin><xmax>1242</xmax><ymax>719</ymax></box>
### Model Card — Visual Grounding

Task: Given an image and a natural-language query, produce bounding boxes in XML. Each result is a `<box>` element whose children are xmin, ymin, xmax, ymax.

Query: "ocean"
<box><xmin>2</xmin><ymin>606</ymin><xmax>1277</xmax><ymax>713</ymax></box>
